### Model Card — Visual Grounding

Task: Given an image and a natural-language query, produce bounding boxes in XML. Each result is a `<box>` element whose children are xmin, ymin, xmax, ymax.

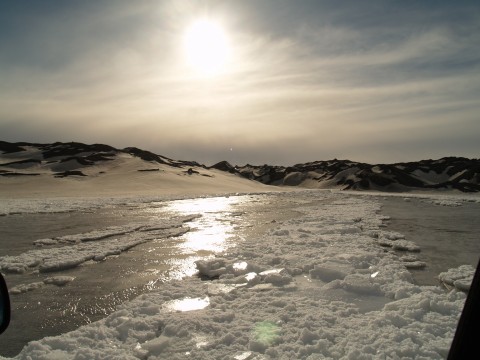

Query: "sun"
<box><xmin>183</xmin><ymin>19</ymin><xmax>231</xmax><ymax>77</ymax></box>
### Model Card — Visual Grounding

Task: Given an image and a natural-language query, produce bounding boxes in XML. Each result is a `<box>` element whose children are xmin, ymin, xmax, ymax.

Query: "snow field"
<box><xmin>4</xmin><ymin>192</ymin><xmax>469</xmax><ymax>359</ymax></box>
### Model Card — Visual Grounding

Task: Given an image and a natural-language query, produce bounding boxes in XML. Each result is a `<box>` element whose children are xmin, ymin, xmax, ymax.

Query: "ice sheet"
<box><xmin>1</xmin><ymin>191</ymin><xmax>473</xmax><ymax>359</ymax></box>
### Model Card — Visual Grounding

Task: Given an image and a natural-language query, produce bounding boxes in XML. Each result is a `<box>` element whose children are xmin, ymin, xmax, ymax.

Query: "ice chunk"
<box><xmin>43</xmin><ymin>276</ymin><xmax>75</xmax><ymax>286</ymax></box>
<box><xmin>140</xmin><ymin>336</ymin><xmax>170</xmax><ymax>355</ymax></box>
<box><xmin>438</xmin><ymin>264</ymin><xmax>475</xmax><ymax>292</ymax></box>
<box><xmin>263</xmin><ymin>272</ymin><xmax>292</xmax><ymax>286</ymax></box>
<box><xmin>453</xmin><ymin>279</ymin><xmax>472</xmax><ymax>292</ymax></box>
<box><xmin>39</xmin><ymin>258</ymin><xmax>87</xmax><ymax>273</ymax></box>
<box><xmin>245</xmin><ymin>272</ymin><xmax>261</xmax><ymax>286</ymax></box>
<box><xmin>234</xmin><ymin>351</ymin><xmax>255</xmax><ymax>360</ymax></box>
<box><xmin>342</xmin><ymin>274</ymin><xmax>382</xmax><ymax>295</ymax></box>
<box><xmin>258</xmin><ymin>268</ymin><xmax>291</xmax><ymax>286</ymax></box>
<box><xmin>403</xmin><ymin>261</ymin><xmax>426</xmax><ymax>269</ymax></box>
<box><xmin>163</xmin><ymin>296</ymin><xmax>210</xmax><ymax>312</ymax></box>
<box><xmin>382</xmin><ymin>231</ymin><xmax>405</xmax><ymax>240</ymax></box>
<box><xmin>392</xmin><ymin>240</ymin><xmax>420</xmax><ymax>252</ymax></box>
<box><xmin>259</xmin><ymin>268</ymin><xmax>288</xmax><ymax>277</ymax></box>
<box><xmin>195</xmin><ymin>258</ymin><xmax>227</xmax><ymax>278</ymax></box>
<box><xmin>10</xmin><ymin>281</ymin><xmax>44</xmax><ymax>294</ymax></box>
<box><xmin>33</xmin><ymin>238</ymin><xmax>58</xmax><ymax>246</ymax></box>
<box><xmin>233</xmin><ymin>261</ymin><xmax>248</xmax><ymax>271</ymax></box>
<box><xmin>309</xmin><ymin>261</ymin><xmax>354</xmax><ymax>282</ymax></box>
<box><xmin>207</xmin><ymin>283</ymin><xmax>238</xmax><ymax>295</ymax></box>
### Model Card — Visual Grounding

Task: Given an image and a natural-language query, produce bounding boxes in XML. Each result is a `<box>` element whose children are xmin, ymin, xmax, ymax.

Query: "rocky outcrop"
<box><xmin>41</xmin><ymin>142</ymin><xmax>116</xmax><ymax>158</ymax></box>
<box><xmin>0</xmin><ymin>141</ymin><xmax>28</xmax><ymax>153</ymax></box>
<box><xmin>210</xmin><ymin>161</ymin><xmax>236</xmax><ymax>173</ymax></box>
<box><xmin>124</xmin><ymin>147</ymin><xmax>201</xmax><ymax>168</ymax></box>
<box><xmin>216</xmin><ymin>158</ymin><xmax>480</xmax><ymax>192</ymax></box>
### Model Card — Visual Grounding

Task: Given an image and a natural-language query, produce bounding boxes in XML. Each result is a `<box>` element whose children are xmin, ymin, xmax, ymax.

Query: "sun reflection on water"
<box><xmin>144</xmin><ymin>196</ymin><xmax>251</xmax><ymax>281</ymax></box>
<box><xmin>166</xmin><ymin>196</ymin><xmax>240</xmax><ymax>254</ymax></box>
<box><xmin>166</xmin><ymin>196</ymin><xmax>238</xmax><ymax>214</ymax></box>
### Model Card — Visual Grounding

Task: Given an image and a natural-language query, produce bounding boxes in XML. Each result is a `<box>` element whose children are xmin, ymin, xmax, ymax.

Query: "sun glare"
<box><xmin>183</xmin><ymin>19</ymin><xmax>231</xmax><ymax>77</ymax></box>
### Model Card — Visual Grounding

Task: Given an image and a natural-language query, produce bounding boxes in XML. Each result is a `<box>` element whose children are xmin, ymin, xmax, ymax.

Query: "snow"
<box><xmin>0</xmin><ymin>191</ymin><xmax>473</xmax><ymax>359</ymax></box>
<box><xmin>283</xmin><ymin>172</ymin><xmax>306</xmax><ymax>186</ymax></box>
<box><xmin>9</xmin><ymin>276</ymin><xmax>75</xmax><ymax>294</ymax></box>
<box><xmin>0</xmin><ymin>150</ymin><xmax>276</xmax><ymax>205</ymax></box>
<box><xmin>0</xmin><ymin>218</ymin><xmax>192</xmax><ymax>275</ymax></box>
<box><xmin>438</xmin><ymin>265</ymin><xmax>475</xmax><ymax>292</ymax></box>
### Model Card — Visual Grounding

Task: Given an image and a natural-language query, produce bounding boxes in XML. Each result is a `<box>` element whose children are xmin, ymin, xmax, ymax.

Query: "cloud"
<box><xmin>0</xmin><ymin>1</ymin><xmax>479</xmax><ymax>165</ymax></box>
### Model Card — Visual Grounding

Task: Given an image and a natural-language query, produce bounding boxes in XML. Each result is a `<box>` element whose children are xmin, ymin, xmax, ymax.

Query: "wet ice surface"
<box><xmin>0</xmin><ymin>191</ymin><xmax>478</xmax><ymax>359</ymax></box>
<box><xmin>380</xmin><ymin>196</ymin><xmax>480</xmax><ymax>286</ymax></box>
<box><xmin>0</xmin><ymin>193</ymin><xmax>296</xmax><ymax>357</ymax></box>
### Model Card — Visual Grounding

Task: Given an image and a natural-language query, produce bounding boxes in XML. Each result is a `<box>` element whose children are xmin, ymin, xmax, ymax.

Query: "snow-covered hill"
<box><xmin>2</xmin><ymin>141</ymin><xmax>479</xmax><ymax>195</ymax></box>
<box><xmin>0</xmin><ymin>141</ymin><xmax>269</xmax><ymax>198</ymax></box>
<box><xmin>211</xmin><ymin>157</ymin><xmax>480</xmax><ymax>192</ymax></box>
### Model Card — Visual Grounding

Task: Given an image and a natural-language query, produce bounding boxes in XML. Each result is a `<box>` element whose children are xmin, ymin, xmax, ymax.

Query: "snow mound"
<box><xmin>282</xmin><ymin>172</ymin><xmax>306</xmax><ymax>186</ymax></box>
<box><xmin>43</xmin><ymin>276</ymin><xmax>75</xmax><ymax>286</ymax></box>
<box><xmin>9</xmin><ymin>276</ymin><xmax>75</xmax><ymax>294</ymax></box>
<box><xmin>438</xmin><ymin>264</ymin><xmax>475</xmax><ymax>292</ymax></box>
<box><xmin>9</xmin><ymin>282</ymin><xmax>44</xmax><ymax>295</ymax></box>
<box><xmin>309</xmin><ymin>260</ymin><xmax>354</xmax><ymax>282</ymax></box>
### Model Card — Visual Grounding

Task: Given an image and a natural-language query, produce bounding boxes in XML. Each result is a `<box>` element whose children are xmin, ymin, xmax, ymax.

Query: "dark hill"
<box><xmin>210</xmin><ymin>157</ymin><xmax>480</xmax><ymax>193</ymax></box>
<box><xmin>2</xmin><ymin>141</ymin><xmax>478</xmax><ymax>192</ymax></box>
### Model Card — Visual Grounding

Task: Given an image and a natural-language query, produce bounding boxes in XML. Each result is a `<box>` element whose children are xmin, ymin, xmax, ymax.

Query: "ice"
<box><xmin>233</xmin><ymin>261</ymin><xmax>248</xmax><ymax>272</ymax></box>
<box><xmin>195</xmin><ymin>258</ymin><xmax>228</xmax><ymax>278</ymax></box>
<box><xmin>43</xmin><ymin>276</ymin><xmax>75</xmax><ymax>286</ymax></box>
<box><xmin>341</xmin><ymin>274</ymin><xmax>382</xmax><ymax>295</ymax></box>
<box><xmin>438</xmin><ymin>265</ymin><xmax>475</xmax><ymax>292</ymax></box>
<box><xmin>403</xmin><ymin>260</ymin><xmax>427</xmax><ymax>269</ymax></box>
<box><xmin>0</xmin><ymin>218</ymin><xmax>191</xmax><ymax>274</ymax></box>
<box><xmin>234</xmin><ymin>351</ymin><xmax>255</xmax><ymax>360</ymax></box>
<box><xmin>392</xmin><ymin>240</ymin><xmax>421</xmax><ymax>252</ymax></box>
<box><xmin>9</xmin><ymin>276</ymin><xmax>75</xmax><ymax>294</ymax></box>
<box><xmin>163</xmin><ymin>297</ymin><xmax>210</xmax><ymax>312</ymax></box>
<box><xmin>262</xmin><ymin>271</ymin><xmax>292</xmax><ymax>286</ymax></box>
<box><xmin>377</xmin><ymin>238</ymin><xmax>421</xmax><ymax>252</ymax></box>
<box><xmin>309</xmin><ymin>261</ymin><xmax>354</xmax><ymax>282</ymax></box>
<box><xmin>1</xmin><ymin>191</ymin><xmax>474</xmax><ymax>359</ymax></box>
<box><xmin>9</xmin><ymin>282</ymin><xmax>44</xmax><ymax>295</ymax></box>
<box><xmin>33</xmin><ymin>217</ymin><xmax>194</xmax><ymax>246</ymax></box>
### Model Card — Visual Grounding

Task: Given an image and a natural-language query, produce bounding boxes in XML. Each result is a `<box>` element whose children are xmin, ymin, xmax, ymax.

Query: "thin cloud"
<box><xmin>0</xmin><ymin>1</ymin><xmax>479</xmax><ymax>165</ymax></box>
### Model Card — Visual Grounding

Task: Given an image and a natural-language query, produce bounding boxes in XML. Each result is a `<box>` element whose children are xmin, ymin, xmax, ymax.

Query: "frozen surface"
<box><xmin>0</xmin><ymin>191</ymin><xmax>474</xmax><ymax>359</ymax></box>
<box><xmin>380</xmin><ymin>196</ymin><xmax>480</xmax><ymax>286</ymax></box>
<box><xmin>0</xmin><ymin>218</ymin><xmax>192</xmax><ymax>274</ymax></box>
<box><xmin>0</xmin><ymin>193</ymin><xmax>292</xmax><ymax>356</ymax></box>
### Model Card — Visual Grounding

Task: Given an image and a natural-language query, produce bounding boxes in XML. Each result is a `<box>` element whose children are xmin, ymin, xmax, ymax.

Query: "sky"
<box><xmin>0</xmin><ymin>0</ymin><xmax>479</xmax><ymax>166</ymax></box>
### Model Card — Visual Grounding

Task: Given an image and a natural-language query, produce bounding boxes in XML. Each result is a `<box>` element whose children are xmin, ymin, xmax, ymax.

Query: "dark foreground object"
<box><xmin>448</xmin><ymin>259</ymin><xmax>480</xmax><ymax>359</ymax></box>
<box><xmin>0</xmin><ymin>272</ymin><xmax>10</xmax><ymax>335</ymax></box>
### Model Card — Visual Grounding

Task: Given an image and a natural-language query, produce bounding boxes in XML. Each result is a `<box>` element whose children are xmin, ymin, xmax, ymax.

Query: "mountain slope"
<box><xmin>2</xmin><ymin>141</ymin><xmax>479</xmax><ymax>193</ymax></box>
<box><xmin>0</xmin><ymin>141</ymin><xmax>270</xmax><ymax>198</ymax></box>
<box><xmin>210</xmin><ymin>157</ymin><xmax>480</xmax><ymax>192</ymax></box>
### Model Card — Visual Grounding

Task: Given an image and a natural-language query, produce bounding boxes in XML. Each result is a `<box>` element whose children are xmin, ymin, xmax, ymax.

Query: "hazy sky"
<box><xmin>1</xmin><ymin>0</ymin><xmax>479</xmax><ymax>165</ymax></box>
